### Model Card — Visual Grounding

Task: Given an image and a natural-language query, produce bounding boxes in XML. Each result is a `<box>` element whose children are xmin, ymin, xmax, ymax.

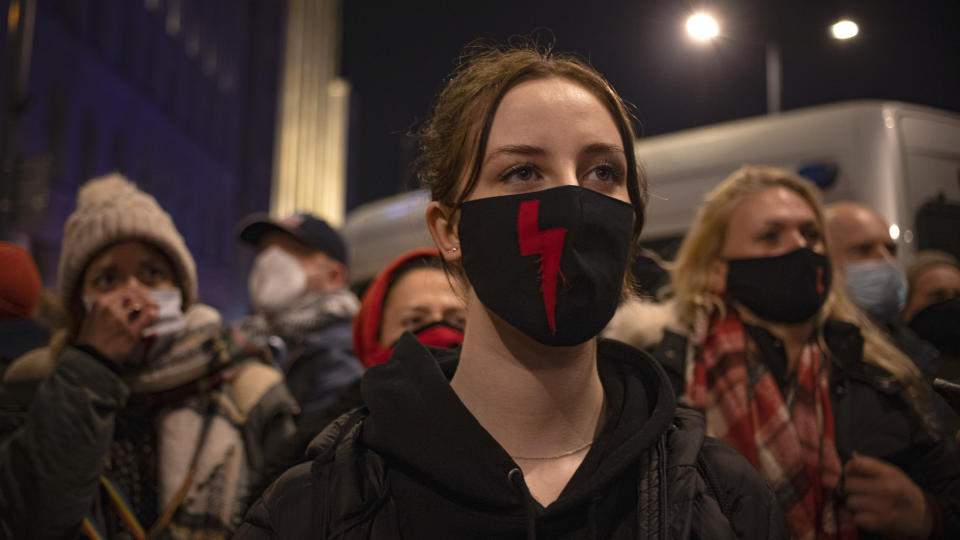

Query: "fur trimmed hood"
<box><xmin>602</xmin><ymin>297</ymin><xmax>684</xmax><ymax>350</ymax></box>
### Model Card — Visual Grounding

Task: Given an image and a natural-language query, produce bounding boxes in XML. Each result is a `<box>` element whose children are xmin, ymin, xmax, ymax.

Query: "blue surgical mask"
<box><xmin>845</xmin><ymin>258</ymin><xmax>907</xmax><ymax>318</ymax></box>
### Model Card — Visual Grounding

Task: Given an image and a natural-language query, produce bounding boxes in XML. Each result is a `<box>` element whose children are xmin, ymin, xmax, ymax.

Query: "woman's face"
<box><xmin>722</xmin><ymin>187</ymin><xmax>825</xmax><ymax>259</ymax></box>
<box><xmin>904</xmin><ymin>264</ymin><xmax>960</xmax><ymax>321</ymax></box>
<box><xmin>709</xmin><ymin>186</ymin><xmax>824</xmax><ymax>293</ymax></box>
<box><xmin>465</xmin><ymin>77</ymin><xmax>630</xmax><ymax>204</ymax></box>
<box><xmin>81</xmin><ymin>240</ymin><xmax>177</xmax><ymax>299</ymax></box>
<box><xmin>379</xmin><ymin>267</ymin><xmax>466</xmax><ymax>347</ymax></box>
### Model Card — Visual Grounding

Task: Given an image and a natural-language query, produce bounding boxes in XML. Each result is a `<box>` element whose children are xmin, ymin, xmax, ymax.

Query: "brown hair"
<box><xmin>415</xmin><ymin>40</ymin><xmax>647</xmax><ymax>237</ymax></box>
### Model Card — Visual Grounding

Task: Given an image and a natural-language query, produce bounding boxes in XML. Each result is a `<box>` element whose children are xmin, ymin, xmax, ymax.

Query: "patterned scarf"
<box><xmin>123</xmin><ymin>304</ymin><xmax>230</xmax><ymax>395</ymax></box>
<box><xmin>240</xmin><ymin>289</ymin><xmax>359</xmax><ymax>345</ymax></box>
<box><xmin>683</xmin><ymin>307</ymin><xmax>857</xmax><ymax>540</ymax></box>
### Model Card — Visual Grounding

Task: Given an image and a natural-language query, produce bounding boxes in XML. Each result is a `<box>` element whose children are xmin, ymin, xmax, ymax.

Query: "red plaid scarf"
<box><xmin>684</xmin><ymin>308</ymin><xmax>857</xmax><ymax>540</ymax></box>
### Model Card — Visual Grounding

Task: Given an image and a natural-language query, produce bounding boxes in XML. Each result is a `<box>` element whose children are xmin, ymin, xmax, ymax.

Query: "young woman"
<box><xmin>0</xmin><ymin>174</ymin><xmax>297</xmax><ymax>539</ymax></box>
<box><xmin>239</xmin><ymin>43</ymin><xmax>786</xmax><ymax>539</ymax></box>
<box><xmin>351</xmin><ymin>249</ymin><xmax>465</xmax><ymax>366</ymax></box>
<box><xmin>609</xmin><ymin>166</ymin><xmax>960</xmax><ymax>539</ymax></box>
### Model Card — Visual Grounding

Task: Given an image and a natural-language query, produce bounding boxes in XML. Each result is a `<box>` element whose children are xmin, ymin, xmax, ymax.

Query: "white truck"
<box><xmin>341</xmin><ymin>100</ymin><xmax>960</xmax><ymax>289</ymax></box>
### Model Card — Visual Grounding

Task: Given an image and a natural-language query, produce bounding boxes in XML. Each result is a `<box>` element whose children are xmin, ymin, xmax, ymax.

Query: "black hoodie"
<box><xmin>238</xmin><ymin>334</ymin><xmax>787</xmax><ymax>539</ymax></box>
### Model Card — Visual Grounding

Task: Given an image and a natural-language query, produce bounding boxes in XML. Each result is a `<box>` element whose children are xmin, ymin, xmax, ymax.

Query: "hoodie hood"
<box><xmin>352</xmin><ymin>248</ymin><xmax>456</xmax><ymax>368</ymax></box>
<box><xmin>360</xmin><ymin>334</ymin><xmax>677</xmax><ymax>517</ymax></box>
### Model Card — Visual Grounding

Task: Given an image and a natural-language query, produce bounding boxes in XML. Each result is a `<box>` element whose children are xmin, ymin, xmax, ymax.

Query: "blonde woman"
<box><xmin>609</xmin><ymin>165</ymin><xmax>960</xmax><ymax>539</ymax></box>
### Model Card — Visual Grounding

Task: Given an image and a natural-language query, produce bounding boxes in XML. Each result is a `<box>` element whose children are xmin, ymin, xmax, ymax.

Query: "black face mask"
<box><xmin>726</xmin><ymin>248</ymin><xmax>831</xmax><ymax>324</ymax></box>
<box><xmin>909</xmin><ymin>297</ymin><xmax>960</xmax><ymax>356</ymax></box>
<box><xmin>458</xmin><ymin>185</ymin><xmax>635</xmax><ymax>346</ymax></box>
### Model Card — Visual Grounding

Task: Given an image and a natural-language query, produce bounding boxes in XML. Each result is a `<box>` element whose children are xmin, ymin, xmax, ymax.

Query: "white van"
<box><xmin>341</xmin><ymin>100</ymin><xmax>960</xmax><ymax>288</ymax></box>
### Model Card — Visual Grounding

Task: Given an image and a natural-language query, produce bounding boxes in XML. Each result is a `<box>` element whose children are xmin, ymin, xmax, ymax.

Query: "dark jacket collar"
<box><xmin>744</xmin><ymin>319</ymin><xmax>900</xmax><ymax>393</ymax></box>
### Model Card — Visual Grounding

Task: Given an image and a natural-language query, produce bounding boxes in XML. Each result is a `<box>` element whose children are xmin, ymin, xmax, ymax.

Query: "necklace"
<box><xmin>510</xmin><ymin>441</ymin><xmax>593</xmax><ymax>461</ymax></box>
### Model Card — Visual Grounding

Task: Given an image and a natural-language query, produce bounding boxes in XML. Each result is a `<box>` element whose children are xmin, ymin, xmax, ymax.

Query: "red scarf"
<box><xmin>685</xmin><ymin>308</ymin><xmax>857</xmax><ymax>540</ymax></box>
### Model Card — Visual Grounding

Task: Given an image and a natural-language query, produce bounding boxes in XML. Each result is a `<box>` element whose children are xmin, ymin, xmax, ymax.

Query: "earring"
<box><xmin>450</xmin><ymin>247</ymin><xmax>459</xmax><ymax>253</ymax></box>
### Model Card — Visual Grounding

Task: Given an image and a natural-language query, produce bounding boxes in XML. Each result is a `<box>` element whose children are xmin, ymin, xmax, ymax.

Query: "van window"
<box><xmin>916</xmin><ymin>197</ymin><xmax>960</xmax><ymax>261</ymax></box>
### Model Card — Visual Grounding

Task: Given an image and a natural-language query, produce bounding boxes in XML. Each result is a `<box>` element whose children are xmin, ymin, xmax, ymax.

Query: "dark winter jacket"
<box><xmin>0</xmin><ymin>333</ymin><xmax>298</xmax><ymax>539</ymax></box>
<box><xmin>243</xmin><ymin>319</ymin><xmax>362</xmax><ymax>501</ymax></box>
<box><xmin>872</xmin><ymin>312</ymin><xmax>941</xmax><ymax>382</ymax></box>
<box><xmin>266</xmin><ymin>319</ymin><xmax>360</xmax><ymax>416</ymax></box>
<box><xmin>238</xmin><ymin>291</ymin><xmax>363</xmax><ymax>417</ymax></box>
<box><xmin>0</xmin><ymin>317</ymin><xmax>49</xmax><ymax>375</ymax></box>
<box><xmin>237</xmin><ymin>334</ymin><xmax>787</xmax><ymax>539</ymax></box>
<box><xmin>648</xmin><ymin>319</ymin><xmax>960</xmax><ymax>539</ymax></box>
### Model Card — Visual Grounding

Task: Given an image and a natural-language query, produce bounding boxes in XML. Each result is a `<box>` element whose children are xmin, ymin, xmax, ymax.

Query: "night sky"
<box><xmin>341</xmin><ymin>0</ymin><xmax>960</xmax><ymax>210</ymax></box>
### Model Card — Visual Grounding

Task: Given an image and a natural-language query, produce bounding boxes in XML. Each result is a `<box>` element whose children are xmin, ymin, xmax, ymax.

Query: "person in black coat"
<box><xmin>0</xmin><ymin>242</ymin><xmax>50</xmax><ymax>377</ymax></box>
<box><xmin>237</xmin><ymin>42</ymin><xmax>787</xmax><ymax>539</ymax></box>
<box><xmin>824</xmin><ymin>202</ymin><xmax>941</xmax><ymax>381</ymax></box>
<box><xmin>607</xmin><ymin>165</ymin><xmax>960</xmax><ymax>539</ymax></box>
<box><xmin>904</xmin><ymin>251</ymin><xmax>960</xmax><ymax>383</ymax></box>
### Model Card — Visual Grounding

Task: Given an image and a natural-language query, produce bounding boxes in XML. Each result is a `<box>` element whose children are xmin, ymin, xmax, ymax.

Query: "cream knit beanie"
<box><xmin>58</xmin><ymin>173</ymin><xmax>197</xmax><ymax>311</ymax></box>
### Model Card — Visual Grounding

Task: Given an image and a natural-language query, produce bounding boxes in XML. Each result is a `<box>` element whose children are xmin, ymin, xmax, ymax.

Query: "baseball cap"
<box><xmin>238</xmin><ymin>212</ymin><xmax>348</xmax><ymax>265</ymax></box>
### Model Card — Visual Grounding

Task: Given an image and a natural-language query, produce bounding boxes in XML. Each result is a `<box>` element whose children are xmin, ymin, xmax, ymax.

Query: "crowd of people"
<box><xmin>1</xmin><ymin>41</ymin><xmax>959</xmax><ymax>539</ymax></box>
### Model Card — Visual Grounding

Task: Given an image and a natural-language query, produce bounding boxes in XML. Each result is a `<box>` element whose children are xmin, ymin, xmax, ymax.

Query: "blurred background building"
<box><xmin>1</xmin><ymin>0</ymin><xmax>958</xmax><ymax>316</ymax></box>
<box><xmin>0</xmin><ymin>0</ymin><xmax>347</xmax><ymax>318</ymax></box>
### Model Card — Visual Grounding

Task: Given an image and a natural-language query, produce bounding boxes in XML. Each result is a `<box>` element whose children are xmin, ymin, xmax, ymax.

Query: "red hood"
<box><xmin>353</xmin><ymin>248</ymin><xmax>451</xmax><ymax>368</ymax></box>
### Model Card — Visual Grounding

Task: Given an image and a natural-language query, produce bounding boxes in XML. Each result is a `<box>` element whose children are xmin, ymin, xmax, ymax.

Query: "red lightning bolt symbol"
<box><xmin>517</xmin><ymin>200</ymin><xmax>567</xmax><ymax>335</ymax></box>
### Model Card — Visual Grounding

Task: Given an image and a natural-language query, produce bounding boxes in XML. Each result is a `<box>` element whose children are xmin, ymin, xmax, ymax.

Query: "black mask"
<box><xmin>458</xmin><ymin>186</ymin><xmax>635</xmax><ymax>346</ymax></box>
<box><xmin>909</xmin><ymin>297</ymin><xmax>960</xmax><ymax>356</ymax></box>
<box><xmin>726</xmin><ymin>248</ymin><xmax>831</xmax><ymax>324</ymax></box>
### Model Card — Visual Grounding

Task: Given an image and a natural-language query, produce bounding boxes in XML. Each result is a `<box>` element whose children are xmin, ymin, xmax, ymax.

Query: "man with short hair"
<box><xmin>237</xmin><ymin>213</ymin><xmax>362</xmax><ymax>415</ymax></box>
<box><xmin>825</xmin><ymin>202</ymin><xmax>938</xmax><ymax>380</ymax></box>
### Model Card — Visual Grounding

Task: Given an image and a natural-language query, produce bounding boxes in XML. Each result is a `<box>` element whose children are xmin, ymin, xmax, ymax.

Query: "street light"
<box><xmin>831</xmin><ymin>20</ymin><xmax>859</xmax><ymax>40</ymax></box>
<box><xmin>685</xmin><ymin>13</ymin><xmax>859</xmax><ymax>115</ymax></box>
<box><xmin>686</xmin><ymin>13</ymin><xmax>719</xmax><ymax>41</ymax></box>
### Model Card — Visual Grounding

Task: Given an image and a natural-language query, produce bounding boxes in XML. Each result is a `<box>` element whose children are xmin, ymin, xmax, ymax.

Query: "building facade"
<box><xmin>0</xmin><ymin>0</ymin><xmax>287</xmax><ymax>318</ymax></box>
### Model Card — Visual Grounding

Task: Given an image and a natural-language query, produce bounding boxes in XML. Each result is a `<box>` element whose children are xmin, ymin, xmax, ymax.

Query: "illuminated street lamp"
<box><xmin>686</xmin><ymin>13</ymin><xmax>719</xmax><ymax>41</ymax></box>
<box><xmin>831</xmin><ymin>20</ymin><xmax>859</xmax><ymax>40</ymax></box>
<box><xmin>686</xmin><ymin>13</ymin><xmax>859</xmax><ymax>115</ymax></box>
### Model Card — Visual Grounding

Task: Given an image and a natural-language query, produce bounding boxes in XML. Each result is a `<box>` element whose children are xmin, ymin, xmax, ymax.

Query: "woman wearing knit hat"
<box><xmin>0</xmin><ymin>173</ymin><xmax>298</xmax><ymax>539</ymax></box>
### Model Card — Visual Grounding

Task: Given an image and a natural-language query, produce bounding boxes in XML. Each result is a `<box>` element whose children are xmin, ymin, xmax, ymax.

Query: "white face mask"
<box><xmin>248</xmin><ymin>245</ymin><xmax>307</xmax><ymax>314</ymax></box>
<box><xmin>83</xmin><ymin>288</ymin><xmax>186</xmax><ymax>364</ymax></box>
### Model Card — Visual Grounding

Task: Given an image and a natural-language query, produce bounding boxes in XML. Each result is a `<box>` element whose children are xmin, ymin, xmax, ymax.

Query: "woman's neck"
<box><xmin>451</xmin><ymin>292</ymin><xmax>606</xmax><ymax>461</ymax></box>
